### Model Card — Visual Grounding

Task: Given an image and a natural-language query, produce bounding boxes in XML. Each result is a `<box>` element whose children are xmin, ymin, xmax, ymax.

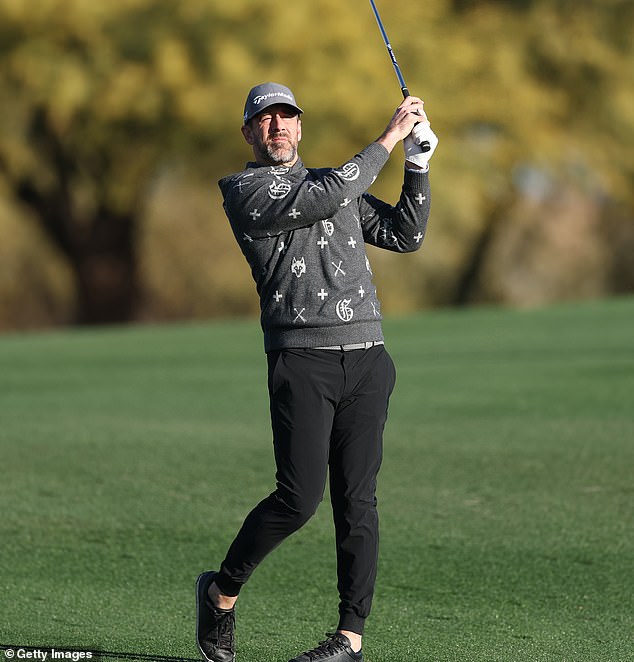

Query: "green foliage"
<box><xmin>0</xmin><ymin>0</ymin><xmax>632</xmax><ymax>327</ymax></box>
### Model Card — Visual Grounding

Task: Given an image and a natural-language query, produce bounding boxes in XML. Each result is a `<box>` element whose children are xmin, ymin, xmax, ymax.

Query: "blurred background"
<box><xmin>0</xmin><ymin>0</ymin><xmax>632</xmax><ymax>332</ymax></box>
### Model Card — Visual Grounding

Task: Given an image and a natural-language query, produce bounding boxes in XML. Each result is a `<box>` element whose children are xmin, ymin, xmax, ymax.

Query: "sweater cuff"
<box><xmin>404</xmin><ymin>166</ymin><xmax>429</xmax><ymax>191</ymax></box>
<box><xmin>405</xmin><ymin>163</ymin><xmax>429</xmax><ymax>173</ymax></box>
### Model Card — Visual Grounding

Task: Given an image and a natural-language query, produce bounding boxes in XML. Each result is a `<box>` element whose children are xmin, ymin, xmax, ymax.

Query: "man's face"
<box><xmin>242</xmin><ymin>104</ymin><xmax>302</xmax><ymax>167</ymax></box>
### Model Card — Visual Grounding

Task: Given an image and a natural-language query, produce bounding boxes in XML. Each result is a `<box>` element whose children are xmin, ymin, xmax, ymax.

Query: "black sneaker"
<box><xmin>195</xmin><ymin>571</ymin><xmax>236</xmax><ymax>662</ymax></box>
<box><xmin>289</xmin><ymin>632</ymin><xmax>363</xmax><ymax>662</ymax></box>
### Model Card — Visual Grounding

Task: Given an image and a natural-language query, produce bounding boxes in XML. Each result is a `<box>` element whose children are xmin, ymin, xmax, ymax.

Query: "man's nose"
<box><xmin>269</xmin><ymin>114</ymin><xmax>284</xmax><ymax>131</ymax></box>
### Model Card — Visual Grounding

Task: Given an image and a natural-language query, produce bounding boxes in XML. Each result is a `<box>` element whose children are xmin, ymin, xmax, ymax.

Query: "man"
<box><xmin>196</xmin><ymin>82</ymin><xmax>437</xmax><ymax>662</ymax></box>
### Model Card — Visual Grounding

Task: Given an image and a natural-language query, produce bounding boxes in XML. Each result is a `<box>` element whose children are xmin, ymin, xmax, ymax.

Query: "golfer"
<box><xmin>196</xmin><ymin>82</ymin><xmax>437</xmax><ymax>662</ymax></box>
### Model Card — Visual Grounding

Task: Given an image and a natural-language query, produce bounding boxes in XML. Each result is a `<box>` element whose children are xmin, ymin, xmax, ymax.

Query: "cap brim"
<box><xmin>244</xmin><ymin>102</ymin><xmax>303</xmax><ymax>125</ymax></box>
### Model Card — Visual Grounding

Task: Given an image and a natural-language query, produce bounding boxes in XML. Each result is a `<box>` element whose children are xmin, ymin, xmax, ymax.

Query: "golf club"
<box><xmin>369</xmin><ymin>0</ymin><xmax>431</xmax><ymax>152</ymax></box>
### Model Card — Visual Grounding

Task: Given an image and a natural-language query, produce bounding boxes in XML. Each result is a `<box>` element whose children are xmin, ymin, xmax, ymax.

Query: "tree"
<box><xmin>0</xmin><ymin>0</ymin><xmax>233</xmax><ymax>323</ymax></box>
<box><xmin>0</xmin><ymin>0</ymin><xmax>632</xmax><ymax>328</ymax></box>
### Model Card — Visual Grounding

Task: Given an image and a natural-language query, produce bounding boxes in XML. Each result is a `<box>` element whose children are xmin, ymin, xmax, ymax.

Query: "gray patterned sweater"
<box><xmin>218</xmin><ymin>142</ymin><xmax>430</xmax><ymax>352</ymax></box>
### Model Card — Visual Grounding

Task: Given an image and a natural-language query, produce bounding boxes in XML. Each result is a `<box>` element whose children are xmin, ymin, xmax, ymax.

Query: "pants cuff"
<box><xmin>214</xmin><ymin>569</ymin><xmax>244</xmax><ymax>598</ymax></box>
<box><xmin>337</xmin><ymin>613</ymin><xmax>366</xmax><ymax>636</ymax></box>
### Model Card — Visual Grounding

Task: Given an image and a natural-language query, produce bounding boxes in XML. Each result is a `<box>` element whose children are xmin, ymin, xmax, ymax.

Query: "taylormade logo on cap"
<box><xmin>252</xmin><ymin>91</ymin><xmax>295</xmax><ymax>106</ymax></box>
<box><xmin>243</xmin><ymin>82</ymin><xmax>303</xmax><ymax>124</ymax></box>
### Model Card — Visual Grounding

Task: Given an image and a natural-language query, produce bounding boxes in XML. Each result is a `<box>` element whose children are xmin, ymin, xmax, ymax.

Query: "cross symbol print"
<box><xmin>317</xmin><ymin>237</ymin><xmax>328</xmax><ymax>249</ymax></box>
<box><xmin>416</xmin><ymin>193</ymin><xmax>426</xmax><ymax>205</ymax></box>
<box><xmin>317</xmin><ymin>289</ymin><xmax>328</xmax><ymax>301</ymax></box>
<box><xmin>293</xmin><ymin>308</ymin><xmax>306</xmax><ymax>323</ymax></box>
<box><xmin>249</xmin><ymin>208</ymin><xmax>261</xmax><ymax>220</ymax></box>
<box><xmin>332</xmin><ymin>261</ymin><xmax>346</xmax><ymax>277</ymax></box>
<box><xmin>348</xmin><ymin>237</ymin><xmax>357</xmax><ymax>248</ymax></box>
<box><xmin>340</xmin><ymin>198</ymin><xmax>351</xmax><ymax>207</ymax></box>
<box><xmin>358</xmin><ymin>286</ymin><xmax>365</xmax><ymax>298</ymax></box>
<box><xmin>414</xmin><ymin>232</ymin><xmax>424</xmax><ymax>243</ymax></box>
<box><xmin>273</xmin><ymin>291</ymin><xmax>283</xmax><ymax>302</ymax></box>
<box><xmin>288</xmin><ymin>208</ymin><xmax>301</xmax><ymax>219</ymax></box>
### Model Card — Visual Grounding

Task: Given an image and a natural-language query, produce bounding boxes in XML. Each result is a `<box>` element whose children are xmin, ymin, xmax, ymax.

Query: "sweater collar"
<box><xmin>245</xmin><ymin>158</ymin><xmax>305</xmax><ymax>175</ymax></box>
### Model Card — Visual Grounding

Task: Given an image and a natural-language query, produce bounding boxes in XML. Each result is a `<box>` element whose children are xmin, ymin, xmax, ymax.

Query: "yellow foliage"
<box><xmin>155</xmin><ymin>38</ymin><xmax>195</xmax><ymax>90</ymax></box>
<box><xmin>0</xmin><ymin>0</ymin><xmax>632</xmax><ymax>328</ymax></box>
<box><xmin>98</xmin><ymin>63</ymin><xmax>161</xmax><ymax>121</ymax></box>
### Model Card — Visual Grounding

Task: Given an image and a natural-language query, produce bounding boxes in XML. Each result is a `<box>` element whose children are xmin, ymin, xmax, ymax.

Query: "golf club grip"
<box><xmin>405</xmin><ymin>90</ymin><xmax>431</xmax><ymax>153</ymax></box>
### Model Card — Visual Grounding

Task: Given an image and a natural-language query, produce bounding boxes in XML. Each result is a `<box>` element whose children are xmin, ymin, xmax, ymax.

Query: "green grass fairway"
<box><xmin>1</xmin><ymin>299</ymin><xmax>632</xmax><ymax>662</ymax></box>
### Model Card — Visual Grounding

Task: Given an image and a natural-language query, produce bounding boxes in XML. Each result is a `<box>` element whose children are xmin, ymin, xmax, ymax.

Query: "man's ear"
<box><xmin>241</xmin><ymin>123</ymin><xmax>255</xmax><ymax>146</ymax></box>
<box><xmin>297</xmin><ymin>118</ymin><xmax>302</xmax><ymax>143</ymax></box>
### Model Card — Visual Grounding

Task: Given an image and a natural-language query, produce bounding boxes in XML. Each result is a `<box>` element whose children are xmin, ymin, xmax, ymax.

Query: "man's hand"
<box><xmin>404</xmin><ymin>121</ymin><xmax>438</xmax><ymax>171</ymax></box>
<box><xmin>376</xmin><ymin>96</ymin><xmax>427</xmax><ymax>153</ymax></box>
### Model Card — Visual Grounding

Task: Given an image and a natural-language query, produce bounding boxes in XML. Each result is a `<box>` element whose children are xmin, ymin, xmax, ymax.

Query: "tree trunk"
<box><xmin>452</xmin><ymin>193</ymin><xmax>514</xmax><ymax>306</ymax></box>
<box><xmin>4</xmin><ymin>108</ymin><xmax>140</xmax><ymax>326</ymax></box>
<box><xmin>71</xmin><ymin>213</ymin><xmax>138</xmax><ymax>325</ymax></box>
<box><xmin>12</xmin><ymin>175</ymin><xmax>139</xmax><ymax>325</ymax></box>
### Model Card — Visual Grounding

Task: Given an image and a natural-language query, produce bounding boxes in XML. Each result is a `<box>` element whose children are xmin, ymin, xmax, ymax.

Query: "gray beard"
<box><xmin>255</xmin><ymin>136</ymin><xmax>297</xmax><ymax>166</ymax></box>
<box><xmin>265</xmin><ymin>142</ymin><xmax>297</xmax><ymax>165</ymax></box>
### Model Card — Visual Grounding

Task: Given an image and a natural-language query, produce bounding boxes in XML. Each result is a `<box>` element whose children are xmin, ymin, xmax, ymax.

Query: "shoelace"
<box><xmin>212</xmin><ymin>608</ymin><xmax>236</xmax><ymax>651</ymax></box>
<box><xmin>300</xmin><ymin>633</ymin><xmax>349</xmax><ymax>660</ymax></box>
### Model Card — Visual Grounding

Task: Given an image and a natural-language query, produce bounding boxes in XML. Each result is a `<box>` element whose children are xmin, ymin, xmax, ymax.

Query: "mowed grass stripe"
<box><xmin>1</xmin><ymin>298</ymin><xmax>632</xmax><ymax>661</ymax></box>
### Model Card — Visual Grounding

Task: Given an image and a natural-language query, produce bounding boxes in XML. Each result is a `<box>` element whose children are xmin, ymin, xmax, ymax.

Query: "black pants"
<box><xmin>215</xmin><ymin>345</ymin><xmax>396</xmax><ymax>634</ymax></box>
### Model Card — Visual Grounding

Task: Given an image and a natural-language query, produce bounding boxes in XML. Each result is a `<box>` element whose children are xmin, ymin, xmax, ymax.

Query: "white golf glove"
<box><xmin>404</xmin><ymin>120</ymin><xmax>438</xmax><ymax>171</ymax></box>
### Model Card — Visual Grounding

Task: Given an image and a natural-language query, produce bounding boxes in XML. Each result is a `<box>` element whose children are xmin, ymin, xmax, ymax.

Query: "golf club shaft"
<box><xmin>369</xmin><ymin>0</ymin><xmax>409</xmax><ymax>99</ymax></box>
<box><xmin>370</xmin><ymin>0</ymin><xmax>431</xmax><ymax>153</ymax></box>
